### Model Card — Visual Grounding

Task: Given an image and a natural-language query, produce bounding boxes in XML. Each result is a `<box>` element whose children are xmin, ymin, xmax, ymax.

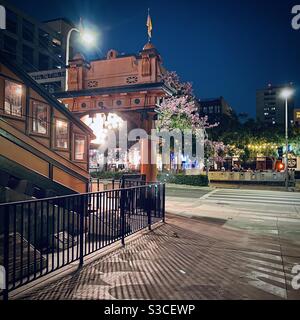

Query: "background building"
<box><xmin>29</xmin><ymin>68</ymin><xmax>66</xmax><ymax>93</ymax></box>
<box><xmin>0</xmin><ymin>0</ymin><xmax>76</xmax><ymax>92</ymax></box>
<box><xmin>294</xmin><ymin>108</ymin><xmax>300</xmax><ymax>127</ymax></box>
<box><xmin>198</xmin><ymin>96</ymin><xmax>233</xmax><ymax>124</ymax></box>
<box><xmin>256</xmin><ymin>83</ymin><xmax>295</xmax><ymax>125</ymax></box>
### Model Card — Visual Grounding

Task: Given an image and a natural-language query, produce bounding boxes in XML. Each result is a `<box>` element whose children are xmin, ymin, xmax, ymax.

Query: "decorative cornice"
<box><xmin>55</xmin><ymin>82</ymin><xmax>175</xmax><ymax>99</ymax></box>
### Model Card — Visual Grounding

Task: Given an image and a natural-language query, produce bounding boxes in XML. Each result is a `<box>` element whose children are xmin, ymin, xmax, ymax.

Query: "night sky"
<box><xmin>8</xmin><ymin>0</ymin><xmax>300</xmax><ymax>117</ymax></box>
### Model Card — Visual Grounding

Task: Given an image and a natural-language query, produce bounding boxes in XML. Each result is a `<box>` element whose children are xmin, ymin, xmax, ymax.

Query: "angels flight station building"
<box><xmin>55</xmin><ymin>41</ymin><xmax>174</xmax><ymax>183</ymax></box>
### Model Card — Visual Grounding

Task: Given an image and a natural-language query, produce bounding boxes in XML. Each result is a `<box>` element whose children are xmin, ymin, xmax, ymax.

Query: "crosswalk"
<box><xmin>202</xmin><ymin>189</ymin><xmax>300</xmax><ymax>207</ymax></box>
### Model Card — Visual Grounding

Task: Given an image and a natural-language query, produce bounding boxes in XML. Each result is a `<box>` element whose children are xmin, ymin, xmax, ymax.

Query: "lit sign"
<box><xmin>0</xmin><ymin>5</ymin><xmax>5</xmax><ymax>30</ymax></box>
<box><xmin>288</xmin><ymin>158</ymin><xmax>297</xmax><ymax>169</ymax></box>
<box><xmin>296</xmin><ymin>111</ymin><xmax>300</xmax><ymax>119</ymax></box>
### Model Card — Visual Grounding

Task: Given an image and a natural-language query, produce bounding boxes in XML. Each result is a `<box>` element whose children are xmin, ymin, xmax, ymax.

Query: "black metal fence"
<box><xmin>0</xmin><ymin>183</ymin><xmax>165</xmax><ymax>300</ymax></box>
<box><xmin>90</xmin><ymin>174</ymin><xmax>147</xmax><ymax>193</ymax></box>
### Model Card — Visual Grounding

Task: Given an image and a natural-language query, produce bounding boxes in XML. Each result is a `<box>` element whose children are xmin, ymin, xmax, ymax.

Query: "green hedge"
<box><xmin>90</xmin><ymin>171</ymin><xmax>126</xmax><ymax>180</ymax></box>
<box><xmin>91</xmin><ymin>171</ymin><xmax>209</xmax><ymax>186</ymax></box>
<box><xmin>158</xmin><ymin>173</ymin><xmax>209</xmax><ymax>186</ymax></box>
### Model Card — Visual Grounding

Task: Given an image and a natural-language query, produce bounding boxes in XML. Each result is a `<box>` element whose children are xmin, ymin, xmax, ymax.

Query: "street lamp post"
<box><xmin>65</xmin><ymin>28</ymin><xmax>79</xmax><ymax>91</ymax></box>
<box><xmin>280</xmin><ymin>88</ymin><xmax>294</xmax><ymax>191</ymax></box>
<box><xmin>65</xmin><ymin>24</ymin><xmax>95</xmax><ymax>91</ymax></box>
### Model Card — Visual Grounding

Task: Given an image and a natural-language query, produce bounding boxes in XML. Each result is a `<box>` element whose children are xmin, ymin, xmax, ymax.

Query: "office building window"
<box><xmin>23</xmin><ymin>19</ymin><xmax>35</xmax><ymax>42</ymax></box>
<box><xmin>52</xmin><ymin>38</ymin><xmax>61</xmax><ymax>47</ymax></box>
<box><xmin>39</xmin><ymin>29</ymin><xmax>50</xmax><ymax>47</ymax></box>
<box><xmin>39</xmin><ymin>53</ymin><xmax>49</xmax><ymax>70</ymax></box>
<box><xmin>4</xmin><ymin>80</ymin><xmax>23</xmax><ymax>117</ymax></box>
<box><xmin>55</xmin><ymin>119</ymin><xmax>69</xmax><ymax>149</ymax></box>
<box><xmin>74</xmin><ymin>135</ymin><xmax>86</xmax><ymax>160</ymax></box>
<box><xmin>215</xmin><ymin>106</ymin><xmax>221</xmax><ymax>113</ymax></box>
<box><xmin>32</xmin><ymin>101</ymin><xmax>48</xmax><ymax>135</ymax></box>
<box><xmin>41</xmin><ymin>81</ymin><xmax>63</xmax><ymax>93</ymax></box>
<box><xmin>203</xmin><ymin>107</ymin><xmax>207</xmax><ymax>113</ymax></box>
<box><xmin>209</xmin><ymin>106</ymin><xmax>214</xmax><ymax>113</ymax></box>
<box><xmin>6</xmin><ymin>9</ymin><xmax>18</xmax><ymax>34</ymax></box>
<box><xmin>23</xmin><ymin>45</ymin><xmax>34</xmax><ymax>71</ymax></box>
<box><xmin>3</xmin><ymin>36</ymin><xmax>17</xmax><ymax>60</ymax></box>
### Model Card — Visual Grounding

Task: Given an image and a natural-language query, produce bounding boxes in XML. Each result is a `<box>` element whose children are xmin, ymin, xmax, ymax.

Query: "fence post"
<box><xmin>147</xmin><ymin>185</ymin><xmax>152</xmax><ymax>230</ymax></box>
<box><xmin>79</xmin><ymin>195</ymin><xmax>85</xmax><ymax>266</ymax></box>
<box><xmin>157</xmin><ymin>184</ymin><xmax>161</xmax><ymax>219</ymax></box>
<box><xmin>3</xmin><ymin>207</ymin><xmax>9</xmax><ymax>301</ymax></box>
<box><xmin>162</xmin><ymin>184</ymin><xmax>166</xmax><ymax>223</ymax></box>
<box><xmin>120</xmin><ymin>179</ymin><xmax>126</xmax><ymax>246</ymax></box>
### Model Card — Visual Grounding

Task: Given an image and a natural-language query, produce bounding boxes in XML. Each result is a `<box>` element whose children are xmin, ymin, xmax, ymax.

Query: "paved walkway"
<box><xmin>15</xmin><ymin>211</ymin><xmax>300</xmax><ymax>300</ymax></box>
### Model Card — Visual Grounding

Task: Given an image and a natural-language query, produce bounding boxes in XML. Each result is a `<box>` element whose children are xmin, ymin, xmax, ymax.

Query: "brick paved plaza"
<box><xmin>13</xmin><ymin>205</ymin><xmax>300</xmax><ymax>300</ymax></box>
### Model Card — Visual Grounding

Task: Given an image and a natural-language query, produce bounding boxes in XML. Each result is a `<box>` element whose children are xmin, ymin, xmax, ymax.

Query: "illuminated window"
<box><xmin>74</xmin><ymin>135</ymin><xmax>86</xmax><ymax>161</ymax></box>
<box><xmin>55</xmin><ymin>119</ymin><xmax>69</xmax><ymax>149</ymax></box>
<box><xmin>52</xmin><ymin>38</ymin><xmax>61</xmax><ymax>47</ymax></box>
<box><xmin>4</xmin><ymin>80</ymin><xmax>23</xmax><ymax>117</ymax></box>
<box><xmin>32</xmin><ymin>101</ymin><xmax>48</xmax><ymax>135</ymax></box>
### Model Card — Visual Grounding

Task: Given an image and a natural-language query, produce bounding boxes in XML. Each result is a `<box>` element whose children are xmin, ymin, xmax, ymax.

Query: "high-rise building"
<box><xmin>256</xmin><ymin>83</ymin><xmax>295</xmax><ymax>125</ymax></box>
<box><xmin>198</xmin><ymin>96</ymin><xmax>233</xmax><ymax>124</ymax></box>
<box><xmin>0</xmin><ymin>0</ymin><xmax>75</xmax><ymax>92</ymax></box>
<box><xmin>294</xmin><ymin>108</ymin><xmax>300</xmax><ymax>127</ymax></box>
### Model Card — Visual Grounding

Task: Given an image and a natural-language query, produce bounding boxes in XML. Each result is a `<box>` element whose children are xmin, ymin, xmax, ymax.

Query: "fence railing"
<box><xmin>0</xmin><ymin>183</ymin><xmax>165</xmax><ymax>300</ymax></box>
<box><xmin>90</xmin><ymin>174</ymin><xmax>147</xmax><ymax>193</ymax></box>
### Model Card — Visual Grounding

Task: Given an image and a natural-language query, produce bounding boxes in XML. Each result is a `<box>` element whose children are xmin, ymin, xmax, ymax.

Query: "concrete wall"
<box><xmin>209</xmin><ymin>171</ymin><xmax>292</xmax><ymax>183</ymax></box>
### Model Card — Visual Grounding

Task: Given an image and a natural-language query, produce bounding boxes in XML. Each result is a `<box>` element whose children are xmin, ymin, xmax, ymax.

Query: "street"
<box><xmin>166</xmin><ymin>185</ymin><xmax>300</xmax><ymax>222</ymax></box>
<box><xmin>166</xmin><ymin>185</ymin><xmax>300</xmax><ymax>299</ymax></box>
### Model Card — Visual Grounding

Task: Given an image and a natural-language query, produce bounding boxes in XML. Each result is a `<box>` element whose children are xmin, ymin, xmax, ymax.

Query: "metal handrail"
<box><xmin>0</xmin><ymin>183</ymin><xmax>163</xmax><ymax>207</ymax></box>
<box><xmin>0</xmin><ymin>183</ymin><xmax>166</xmax><ymax>300</ymax></box>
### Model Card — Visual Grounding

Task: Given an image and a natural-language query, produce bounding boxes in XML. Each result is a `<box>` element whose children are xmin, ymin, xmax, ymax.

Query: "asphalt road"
<box><xmin>165</xmin><ymin>186</ymin><xmax>300</xmax><ymax>299</ymax></box>
<box><xmin>166</xmin><ymin>185</ymin><xmax>212</xmax><ymax>199</ymax></box>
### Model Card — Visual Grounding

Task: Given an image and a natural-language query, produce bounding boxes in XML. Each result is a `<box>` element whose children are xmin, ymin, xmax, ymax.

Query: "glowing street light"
<box><xmin>280</xmin><ymin>87</ymin><xmax>294</xmax><ymax>191</ymax></box>
<box><xmin>80</xmin><ymin>31</ymin><xmax>96</xmax><ymax>46</ymax></box>
<box><xmin>280</xmin><ymin>88</ymin><xmax>294</xmax><ymax>99</ymax></box>
<box><xmin>65</xmin><ymin>20</ymin><xmax>96</xmax><ymax>91</ymax></box>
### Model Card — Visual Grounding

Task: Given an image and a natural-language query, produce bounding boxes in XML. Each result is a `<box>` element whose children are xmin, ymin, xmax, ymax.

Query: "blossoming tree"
<box><xmin>156</xmin><ymin>71</ymin><xmax>223</xmax><ymax>172</ymax></box>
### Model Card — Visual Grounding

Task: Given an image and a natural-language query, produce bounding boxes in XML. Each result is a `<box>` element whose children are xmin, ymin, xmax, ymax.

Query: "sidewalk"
<box><xmin>14</xmin><ymin>214</ymin><xmax>300</xmax><ymax>300</ymax></box>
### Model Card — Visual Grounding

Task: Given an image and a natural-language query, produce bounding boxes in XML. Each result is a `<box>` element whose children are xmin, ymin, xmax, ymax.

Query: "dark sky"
<box><xmin>9</xmin><ymin>0</ymin><xmax>300</xmax><ymax>117</ymax></box>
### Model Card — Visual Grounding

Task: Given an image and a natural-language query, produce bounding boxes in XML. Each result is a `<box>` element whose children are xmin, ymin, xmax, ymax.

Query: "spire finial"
<box><xmin>146</xmin><ymin>8</ymin><xmax>153</xmax><ymax>43</ymax></box>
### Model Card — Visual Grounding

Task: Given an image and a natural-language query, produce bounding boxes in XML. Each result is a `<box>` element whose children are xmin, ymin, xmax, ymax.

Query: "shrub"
<box><xmin>158</xmin><ymin>173</ymin><xmax>208</xmax><ymax>186</ymax></box>
<box><xmin>90</xmin><ymin>171</ymin><xmax>126</xmax><ymax>180</ymax></box>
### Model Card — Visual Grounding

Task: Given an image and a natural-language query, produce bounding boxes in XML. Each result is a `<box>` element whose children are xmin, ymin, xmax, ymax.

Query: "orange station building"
<box><xmin>0</xmin><ymin>53</ymin><xmax>95</xmax><ymax>202</ymax></box>
<box><xmin>55</xmin><ymin>43</ymin><xmax>174</xmax><ymax>182</ymax></box>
